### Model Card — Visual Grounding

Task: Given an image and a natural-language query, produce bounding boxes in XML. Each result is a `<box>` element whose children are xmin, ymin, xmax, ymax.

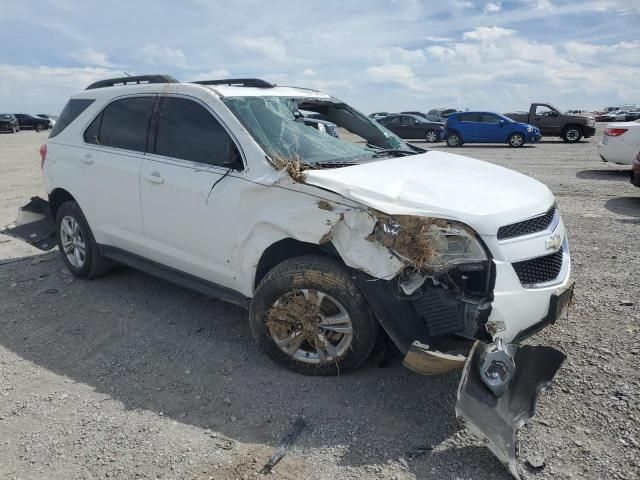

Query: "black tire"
<box><xmin>35</xmin><ymin>124</ymin><xmax>42</xmax><ymax>132</ymax></box>
<box><xmin>508</xmin><ymin>132</ymin><xmax>525</xmax><ymax>148</ymax></box>
<box><xmin>562</xmin><ymin>125</ymin><xmax>583</xmax><ymax>143</ymax></box>
<box><xmin>425</xmin><ymin>129</ymin><xmax>439</xmax><ymax>143</ymax></box>
<box><xmin>446</xmin><ymin>132</ymin><xmax>462</xmax><ymax>147</ymax></box>
<box><xmin>55</xmin><ymin>201</ymin><xmax>111</xmax><ymax>279</ymax></box>
<box><xmin>249</xmin><ymin>255</ymin><xmax>378</xmax><ymax>376</ymax></box>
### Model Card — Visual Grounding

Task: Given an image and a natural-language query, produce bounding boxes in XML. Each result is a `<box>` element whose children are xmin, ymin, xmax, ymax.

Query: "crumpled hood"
<box><xmin>305</xmin><ymin>151</ymin><xmax>555</xmax><ymax>236</ymax></box>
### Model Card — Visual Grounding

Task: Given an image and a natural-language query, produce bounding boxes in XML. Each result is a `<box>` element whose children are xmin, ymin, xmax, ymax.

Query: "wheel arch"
<box><xmin>49</xmin><ymin>188</ymin><xmax>77</xmax><ymax>220</ymax></box>
<box><xmin>253</xmin><ymin>237</ymin><xmax>341</xmax><ymax>290</ymax></box>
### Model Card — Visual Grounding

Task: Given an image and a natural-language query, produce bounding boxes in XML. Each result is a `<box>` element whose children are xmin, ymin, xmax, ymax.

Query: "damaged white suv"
<box><xmin>6</xmin><ymin>75</ymin><xmax>573</xmax><ymax>478</ymax></box>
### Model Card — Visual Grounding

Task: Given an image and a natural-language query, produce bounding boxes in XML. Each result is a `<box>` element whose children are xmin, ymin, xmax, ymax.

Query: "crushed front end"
<box><xmin>354</xmin><ymin>203</ymin><xmax>572</xmax><ymax>479</ymax></box>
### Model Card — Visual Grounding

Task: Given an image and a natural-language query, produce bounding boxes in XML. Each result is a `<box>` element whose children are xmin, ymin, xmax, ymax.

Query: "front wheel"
<box><xmin>508</xmin><ymin>133</ymin><xmax>525</xmax><ymax>147</ymax></box>
<box><xmin>35</xmin><ymin>124</ymin><xmax>42</xmax><ymax>132</ymax></box>
<box><xmin>446</xmin><ymin>132</ymin><xmax>462</xmax><ymax>147</ymax></box>
<box><xmin>562</xmin><ymin>126</ymin><xmax>583</xmax><ymax>143</ymax></box>
<box><xmin>425</xmin><ymin>130</ymin><xmax>439</xmax><ymax>143</ymax></box>
<box><xmin>249</xmin><ymin>255</ymin><xmax>378</xmax><ymax>376</ymax></box>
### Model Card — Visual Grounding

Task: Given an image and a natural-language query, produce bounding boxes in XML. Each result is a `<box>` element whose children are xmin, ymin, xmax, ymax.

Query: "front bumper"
<box><xmin>527</xmin><ymin>132</ymin><xmax>541</xmax><ymax>143</ymax></box>
<box><xmin>456</xmin><ymin>342</ymin><xmax>565</xmax><ymax>479</ymax></box>
<box><xmin>584</xmin><ymin>125</ymin><xmax>596</xmax><ymax>137</ymax></box>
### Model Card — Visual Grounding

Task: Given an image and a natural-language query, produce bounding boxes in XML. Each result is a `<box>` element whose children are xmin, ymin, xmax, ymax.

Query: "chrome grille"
<box><xmin>512</xmin><ymin>248</ymin><xmax>563</xmax><ymax>286</ymax></box>
<box><xmin>497</xmin><ymin>205</ymin><xmax>557</xmax><ymax>240</ymax></box>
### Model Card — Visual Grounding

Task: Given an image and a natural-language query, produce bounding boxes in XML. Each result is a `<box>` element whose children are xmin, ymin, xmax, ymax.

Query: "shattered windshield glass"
<box><xmin>223</xmin><ymin>96</ymin><xmax>412</xmax><ymax>165</ymax></box>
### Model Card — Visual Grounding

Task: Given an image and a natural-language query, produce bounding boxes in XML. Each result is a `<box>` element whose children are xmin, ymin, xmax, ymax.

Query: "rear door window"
<box><xmin>458</xmin><ymin>113</ymin><xmax>482</xmax><ymax>122</ymax></box>
<box><xmin>49</xmin><ymin>99</ymin><xmax>95</xmax><ymax>138</ymax></box>
<box><xmin>152</xmin><ymin>96</ymin><xmax>237</xmax><ymax>167</ymax></box>
<box><xmin>480</xmin><ymin>114</ymin><xmax>502</xmax><ymax>124</ymax></box>
<box><xmin>84</xmin><ymin>96</ymin><xmax>155</xmax><ymax>152</ymax></box>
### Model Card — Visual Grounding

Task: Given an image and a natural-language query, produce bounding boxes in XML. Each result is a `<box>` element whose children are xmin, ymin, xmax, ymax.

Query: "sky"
<box><xmin>0</xmin><ymin>0</ymin><xmax>638</xmax><ymax>115</ymax></box>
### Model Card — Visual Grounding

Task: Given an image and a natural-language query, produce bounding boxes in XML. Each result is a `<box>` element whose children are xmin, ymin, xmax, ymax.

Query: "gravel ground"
<box><xmin>0</xmin><ymin>127</ymin><xmax>638</xmax><ymax>480</ymax></box>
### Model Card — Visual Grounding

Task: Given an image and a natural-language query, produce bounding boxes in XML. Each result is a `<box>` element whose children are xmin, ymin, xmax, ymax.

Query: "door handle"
<box><xmin>143</xmin><ymin>171</ymin><xmax>164</xmax><ymax>184</ymax></box>
<box><xmin>81</xmin><ymin>154</ymin><xmax>94</xmax><ymax>165</ymax></box>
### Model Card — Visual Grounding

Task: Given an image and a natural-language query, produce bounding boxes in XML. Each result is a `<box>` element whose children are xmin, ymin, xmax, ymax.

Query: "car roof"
<box><xmin>69</xmin><ymin>81</ymin><xmax>333</xmax><ymax>102</ymax></box>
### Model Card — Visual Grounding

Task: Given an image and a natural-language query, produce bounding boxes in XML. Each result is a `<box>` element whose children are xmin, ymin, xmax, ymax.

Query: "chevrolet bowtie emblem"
<box><xmin>545</xmin><ymin>233</ymin><xmax>562</xmax><ymax>250</ymax></box>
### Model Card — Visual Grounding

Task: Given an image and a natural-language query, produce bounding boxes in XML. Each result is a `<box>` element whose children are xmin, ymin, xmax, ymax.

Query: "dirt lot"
<box><xmin>1</xmin><ymin>128</ymin><xmax>639</xmax><ymax>480</ymax></box>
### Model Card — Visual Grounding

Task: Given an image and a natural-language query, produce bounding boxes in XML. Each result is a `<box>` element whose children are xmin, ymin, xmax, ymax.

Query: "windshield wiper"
<box><xmin>372</xmin><ymin>148</ymin><xmax>417</xmax><ymax>158</ymax></box>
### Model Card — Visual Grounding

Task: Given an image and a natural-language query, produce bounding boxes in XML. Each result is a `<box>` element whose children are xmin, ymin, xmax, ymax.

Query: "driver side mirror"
<box><xmin>222</xmin><ymin>146</ymin><xmax>243</xmax><ymax>171</ymax></box>
<box><xmin>499</xmin><ymin>119</ymin><xmax>505</xmax><ymax>127</ymax></box>
<box><xmin>550</xmin><ymin>110</ymin><xmax>559</xmax><ymax>117</ymax></box>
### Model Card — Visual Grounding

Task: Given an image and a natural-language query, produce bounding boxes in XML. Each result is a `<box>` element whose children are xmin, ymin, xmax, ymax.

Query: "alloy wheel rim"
<box><xmin>427</xmin><ymin>131</ymin><xmax>437</xmax><ymax>142</ymax></box>
<box><xmin>512</xmin><ymin>135</ymin><xmax>523</xmax><ymax>146</ymax></box>
<box><xmin>567</xmin><ymin>129</ymin><xmax>579</xmax><ymax>141</ymax></box>
<box><xmin>60</xmin><ymin>216</ymin><xmax>86</xmax><ymax>268</ymax></box>
<box><xmin>449</xmin><ymin>136</ymin><xmax>459</xmax><ymax>146</ymax></box>
<box><xmin>266</xmin><ymin>289</ymin><xmax>353</xmax><ymax>365</ymax></box>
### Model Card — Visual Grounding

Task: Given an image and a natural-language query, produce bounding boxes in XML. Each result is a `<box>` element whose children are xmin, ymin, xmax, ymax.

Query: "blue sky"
<box><xmin>0</xmin><ymin>0</ymin><xmax>638</xmax><ymax>114</ymax></box>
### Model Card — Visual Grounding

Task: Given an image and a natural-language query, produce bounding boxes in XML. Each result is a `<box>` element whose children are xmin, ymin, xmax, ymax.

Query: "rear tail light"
<box><xmin>605</xmin><ymin>128</ymin><xmax>628</xmax><ymax>136</ymax></box>
<box><xmin>39</xmin><ymin>144</ymin><xmax>47</xmax><ymax>169</ymax></box>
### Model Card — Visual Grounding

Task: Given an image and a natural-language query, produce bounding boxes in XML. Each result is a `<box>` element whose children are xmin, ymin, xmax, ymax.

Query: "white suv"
<box><xmin>22</xmin><ymin>75</ymin><xmax>572</xmax><ymax>476</ymax></box>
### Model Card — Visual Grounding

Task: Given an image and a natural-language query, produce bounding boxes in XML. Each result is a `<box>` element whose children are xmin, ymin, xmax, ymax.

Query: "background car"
<box><xmin>14</xmin><ymin>114</ymin><xmax>50</xmax><ymax>131</ymax></box>
<box><xmin>598</xmin><ymin>121</ymin><xmax>640</xmax><ymax>165</ymax></box>
<box><xmin>426</xmin><ymin>108</ymin><xmax>458</xmax><ymax>123</ymax></box>
<box><xmin>37</xmin><ymin>114</ymin><xmax>57</xmax><ymax>128</ymax></box>
<box><xmin>400</xmin><ymin>111</ymin><xmax>428</xmax><ymax>119</ymax></box>
<box><xmin>0</xmin><ymin>113</ymin><xmax>19</xmax><ymax>133</ymax></box>
<box><xmin>626</xmin><ymin>110</ymin><xmax>640</xmax><ymax>121</ymax></box>
<box><xmin>377</xmin><ymin>113</ymin><xmax>444</xmax><ymax>142</ymax></box>
<box><xmin>369</xmin><ymin>112</ymin><xmax>390</xmax><ymax>120</ymax></box>
<box><xmin>443</xmin><ymin>111</ymin><xmax>541</xmax><ymax>147</ymax></box>
<box><xmin>614</xmin><ymin>111</ymin><xmax>630</xmax><ymax>121</ymax></box>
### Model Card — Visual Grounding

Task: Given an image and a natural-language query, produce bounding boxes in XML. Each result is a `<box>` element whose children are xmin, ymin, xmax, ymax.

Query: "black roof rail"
<box><xmin>192</xmin><ymin>78</ymin><xmax>275</xmax><ymax>88</ymax></box>
<box><xmin>86</xmin><ymin>75</ymin><xmax>180</xmax><ymax>90</ymax></box>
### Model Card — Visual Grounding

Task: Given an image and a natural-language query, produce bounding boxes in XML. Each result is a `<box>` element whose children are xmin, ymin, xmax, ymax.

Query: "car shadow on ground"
<box><xmin>0</xmin><ymin>253</ymin><xmax>510</xmax><ymax>478</ymax></box>
<box><xmin>576</xmin><ymin>169</ymin><xmax>631</xmax><ymax>181</ymax></box>
<box><xmin>604</xmin><ymin>196</ymin><xmax>640</xmax><ymax>218</ymax></box>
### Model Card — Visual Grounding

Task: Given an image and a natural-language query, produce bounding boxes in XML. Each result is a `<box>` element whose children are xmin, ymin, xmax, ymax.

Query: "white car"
<box><xmin>614</xmin><ymin>111</ymin><xmax>630</xmax><ymax>121</ymax></box>
<box><xmin>4</xmin><ymin>75</ymin><xmax>572</xmax><ymax>478</ymax></box>
<box><xmin>598</xmin><ymin>121</ymin><xmax>640</xmax><ymax>165</ymax></box>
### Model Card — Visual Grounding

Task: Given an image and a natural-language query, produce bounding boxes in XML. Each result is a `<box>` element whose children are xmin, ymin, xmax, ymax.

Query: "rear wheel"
<box><xmin>55</xmin><ymin>201</ymin><xmax>111</xmax><ymax>279</ymax></box>
<box><xmin>446</xmin><ymin>132</ymin><xmax>462</xmax><ymax>147</ymax></box>
<box><xmin>562</xmin><ymin>125</ymin><xmax>583</xmax><ymax>143</ymax></box>
<box><xmin>425</xmin><ymin>130</ymin><xmax>439</xmax><ymax>143</ymax></box>
<box><xmin>508</xmin><ymin>133</ymin><xmax>525</xmax><ymax>147</ymax></box>
<box><xmin>249</xmin><ymin>255</ymin><xmax>378</xmax><ymax>376</ymax></box>
<box><xmin>35</xmin><ymin>124</ymin><xmax>42</xmax><ymax>132</ymax></box>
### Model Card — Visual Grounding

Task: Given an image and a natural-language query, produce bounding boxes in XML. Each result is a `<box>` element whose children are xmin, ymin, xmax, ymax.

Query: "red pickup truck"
<box><xmin>505</xmin><ymin>103</ymin><xmax>596</xmax><ymax>143</ymax></box>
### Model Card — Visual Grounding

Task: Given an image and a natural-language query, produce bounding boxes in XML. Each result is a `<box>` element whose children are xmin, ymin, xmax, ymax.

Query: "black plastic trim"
<box><xmin>99</xmin><ymin>245</ymin><xmax>250</xmax><ymax>309</ymax></box>
<box><xmin>193</xmin><ymin>78</ymin><xmax>275</xmax><ymax>88</ymax></box>
<box><xmin>86</xmin><ymin>75</ymin><xmax>179</xmax><ymax>90</ymax></box>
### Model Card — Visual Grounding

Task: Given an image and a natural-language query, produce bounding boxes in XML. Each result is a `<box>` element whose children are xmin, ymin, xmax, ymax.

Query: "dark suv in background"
<box><xmin>14</xmin><ymin>113</ymin><xmax>51</xmax><ymax>131</ymax></box>
<box><xmin>0</xmin><ymin>114</ymin><xmax>19</xmax><ymax>133</ymax></box>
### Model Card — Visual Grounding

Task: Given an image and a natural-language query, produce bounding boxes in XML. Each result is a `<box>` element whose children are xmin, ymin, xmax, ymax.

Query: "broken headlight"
<box><xmin>373</xmin><ymin>216</ymin><xmax>488</xmax><ymax>273</ymax></box>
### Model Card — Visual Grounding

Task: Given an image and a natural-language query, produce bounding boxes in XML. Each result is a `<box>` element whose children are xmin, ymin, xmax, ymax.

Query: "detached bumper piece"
<box><xmin>456</xmin><ymin>342</ymin><xmax>565</xmax><ymax>479</ymax></box>
<box><xmin>0</xmin><ymin>196</ymin><xmax>57</xmax><ymax>250</ymax></box>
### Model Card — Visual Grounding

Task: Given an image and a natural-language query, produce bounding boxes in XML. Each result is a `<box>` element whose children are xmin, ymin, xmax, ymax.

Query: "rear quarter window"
<box><xmin>84</xmin><ymin>96</ymin><xmax>155</xmax><ymax>152</ymax></box>
<box><xmin>49</xmin><ymin>99</ymin><xmax>95</xmax><ymax>138</ymax></box>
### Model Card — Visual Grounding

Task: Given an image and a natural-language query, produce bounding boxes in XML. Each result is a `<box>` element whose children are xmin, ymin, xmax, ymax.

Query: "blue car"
<box><xmin>443</xmin><ymin>111</ymin><xmax>541</xmax><ymax>148</ymax></box>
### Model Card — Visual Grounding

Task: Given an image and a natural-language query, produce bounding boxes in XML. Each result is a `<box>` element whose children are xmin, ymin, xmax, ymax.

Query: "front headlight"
<box><xmin>372</xmin><ymin>216</ymin><xmax>488</xmax><ymax>272</ymax></box>
<box><xmin>527</xmin><ymin>126</ymin><xmax>534</xmax><ymax>133</ymax></box>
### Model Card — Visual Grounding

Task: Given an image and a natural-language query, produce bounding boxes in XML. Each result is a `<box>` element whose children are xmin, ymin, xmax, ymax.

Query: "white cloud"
<box><xmin>426</xmin><ymin>45</ymin><xmax>456</xmax><ymax>60</ymax></box>
<box><xmin>366</xmin><ymin>64</ymin><xmax>415</xmax><ymax>83</ymax></box>
<box><xmin>186</xmin><ymin>69</ymin><xmax>231</xmax><ymax>82</ymax></box>
<box><xmin>463</xmin><ymin>26</ymin><xmax>516</xmax><ymax>41</ymax></box>
<box><xmin>453</xmin><ymin>0</ymin><xmax>474</xmax><ymax>7</ymax></box>
<box><xmin>236</xmin><ymin>36</ymin><xmax>287</xmax><ymax>61</ymax></box>
<box><xmin>376</xmin><ymin>46</ymin><xmax>426</xmax><ymax>64</ymax></box>
<box><xmin>0</xmin><ymin>64</ymin><xmax>118</xmax><ymax>112</ymax></box>
<box><xmin>424</xmin><ymin>36</ymin><xmax>455</xmax><ymax>42</ymax></box>
<box><xmin>533</xmin><ymin>0</ymin><xmax>555</xmax><ymax>11</ymax></box>
<box><xmin>140</xmin><ymin>44</ymin><xmax>187</xmax><ymax>67</ymax></box>
<box><xmin>591</xmin><ymin>0</ymin><xmax>640</xmax><ymax>15</ymax></box>
<box><xmin>483</xmin><ymin>2</ymin><xmax>502</xmax><ymax>13</ymax></box>
<box><xmin>302</xmin><ymin>68</ymin><xmax>316</xmax><ymax>76</ymax></box>
<box><xmin>71</xmin><ymin>48</ymin><xmax>114</xmax><ymax>67</ymax></box>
